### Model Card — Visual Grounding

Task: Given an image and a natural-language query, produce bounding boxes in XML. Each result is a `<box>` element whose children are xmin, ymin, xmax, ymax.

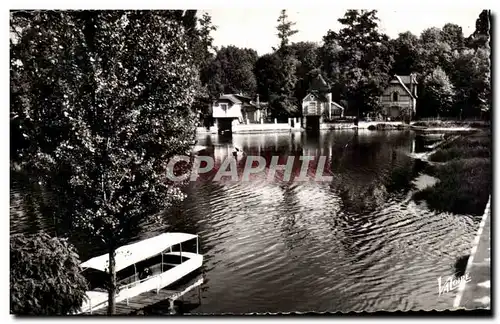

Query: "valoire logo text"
<box><xmin>438</xmin><ymin>273</ymin><xmax>471</xmax><ymax>296</ymax></box>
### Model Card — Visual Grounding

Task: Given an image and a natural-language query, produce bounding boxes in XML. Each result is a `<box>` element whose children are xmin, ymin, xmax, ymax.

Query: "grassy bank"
<box><xmin>428</xmin><ymin>132</ymin><xmax>491</xmax><ymax>162</ymax></box>
<box><xmin>412</xmin><ymin>120</ymin><xmax>490</xmax><ymax>129</ymax></box>
<box><xmin>413</xmin><ymin>131</ymin><xmax>491</xmax><ymax>216</ymax></box>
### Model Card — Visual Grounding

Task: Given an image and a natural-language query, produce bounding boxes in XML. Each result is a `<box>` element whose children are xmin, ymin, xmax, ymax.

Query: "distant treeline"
<box><xmin>199</xmin><ymin>10</ymin><xmax>491</xmax><ymax>120</ymax></box>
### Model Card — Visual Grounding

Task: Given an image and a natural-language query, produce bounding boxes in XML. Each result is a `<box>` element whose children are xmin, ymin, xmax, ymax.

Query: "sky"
<box><xmin>203</xmin><ymin>9</ymin><xmax>480</xmax><ymax>56</ymax></box>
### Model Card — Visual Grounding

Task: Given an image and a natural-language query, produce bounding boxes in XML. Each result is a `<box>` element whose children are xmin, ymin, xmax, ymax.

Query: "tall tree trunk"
<box><xmin>107</xmin><ymin>249</ymin><xmax>116</xmax><ymax>315</ymax></box>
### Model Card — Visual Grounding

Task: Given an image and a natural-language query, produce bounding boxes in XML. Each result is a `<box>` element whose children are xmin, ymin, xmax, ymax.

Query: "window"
<box><xmin>308</xmin><ymin>102</ymin><xmax>317</xmax><ymax>114</ymax></box>
<box><xmin>392</xmin><ymin>92</ymin><xmax>399</xmax><ymax>102</ymax></box>
<box><xmin>220</xmin><ymin>103</ymin><xmax>228</xmax><ymax>111</ymax></box>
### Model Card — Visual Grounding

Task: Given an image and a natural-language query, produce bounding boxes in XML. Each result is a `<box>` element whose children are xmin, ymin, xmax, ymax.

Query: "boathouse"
<box><xmin>301</xmin><ymin>74</ymin><xmax>344</xmax><ymax>130</ymax></box>
<box><xmin>211</xmin><ymin>94</ymin><xmax>265</xmax><ymax>133</ymax></box>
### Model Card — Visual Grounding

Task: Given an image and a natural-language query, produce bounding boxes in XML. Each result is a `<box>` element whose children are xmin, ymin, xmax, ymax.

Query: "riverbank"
<box><xmin>413</xmin><ymin>130</ymin><xmax>491</xmax><ymax>216</ymax></box>
<box><xmin>410</xmin><ymin>120</ymin><xmax>490</xmax><ymax>133</ymax></box>
<box><xmin>197</xmin><ymin>120</ymin><xmax>489</xmax><ymax>135</ymax></box>
<box><xmin>197</xmin><ymin>121</ymin><xmax>409</xmax><ymax>134</ymax></box>
<box><xmin>411</xmin><ymin>120</ymin><xmax>490</xmax><ymax>128</ymax></box>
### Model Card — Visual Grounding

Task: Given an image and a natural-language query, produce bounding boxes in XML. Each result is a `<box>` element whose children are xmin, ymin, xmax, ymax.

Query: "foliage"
<box><xmin>390</xmin><ymin>31</ymin><xmax>420</xmax><ymax>75</ymax></box>
<box><xmin>318</xmin><ymin>37</ymin><xmax>343</xmax><ymax>99</ymax></box>
<box><xmin>253</xmin><ymin>10</ymin><xmax>299</xmax><ymax>119</ymax></box>
<box><xmin>290</xmin><ymin>41</ymin><xmax>321</xmax><ymax>103</ymax></box>
<box><xmin>320</xmin><ymin>10</ymin><xmax>393</xmax><ymax>116</ymax></box>
<box><xmin>276</xmin><ymin>9</ymin><xmax>298</xmax><ymax>50</ymax></box>
<box><xmin>449</xmin><ymin>47</ymin><xmax>491</xmax><ymax>118</ymax></box>
<box><xmin>416</xmin><ymin>27</ymin><xmax>453</xmax><ymax>77</ymax></box>
<box><xmin>254</xmin><ymin>9</ymin><xmax>491</xmax><ymax>120</ymax></box>
<box><xmin>440</xmin><ymin>23</ymin><xmax>465</xmax><ymax>51</ymax></box>
<box><xmin>11</xmin><ymin>10</ymin><xmax>200</xmax><ymax>314</ymax></box>
<box><xmin>421</xmin><ymin>67</ymin><xmax>455</xmax><ymax>117</ymax></box>
<box><xmin>10</xmin><ymin>232</ymin><xmax>88</xmax><ymax>315</ymax></box>
<box><xmin>271</xmin><ymin>50</ymin><xmax>299</xmax><ymax>118</ymax></box>
<box><xmin>196</xmin><ymin>12</ymin><xmax>218</xmax><ymax>88</ymax></box>
<box><xmin>467</xmin><ymin>10</ymin><xmax>491</xmax><ymax>49</ymax></box>
<box><xmin>254</xmin><ymin>53</ymin><xmax>281</xmax><ymax>103</ymax></box>
<box><xmin>206</xmin><ymin>46</ymin><xmax>258</xmax><ymax>97</ymax></box>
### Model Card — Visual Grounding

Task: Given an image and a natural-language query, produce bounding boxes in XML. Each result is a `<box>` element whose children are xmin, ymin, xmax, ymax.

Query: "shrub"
<box><xmin>10</xmin><ymin>233</ymin><xmax>88</xmax><ymax>315</ymax></box>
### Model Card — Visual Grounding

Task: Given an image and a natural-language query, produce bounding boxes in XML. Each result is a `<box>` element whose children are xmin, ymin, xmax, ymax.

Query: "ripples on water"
<box><xmin>10</xmin><ymin>130</ymin><xmax>479</xmax><ymax>314</ymax></box>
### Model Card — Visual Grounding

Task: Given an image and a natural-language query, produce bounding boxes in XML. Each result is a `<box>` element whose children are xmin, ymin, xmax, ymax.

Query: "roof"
<box><xmin>81</xmin><ymin>233</ymin><xmax>198</xmax><ymax>273</ymax></box>
<box><xmin>244</xmin><ymin>101</ymin><xmax>262</xmax><ymax>110</ymax></box>
<box><xmin>303</xmin><ymin>92</ymin><xmax>329</xmax><ymax>102</ymax></box>
<box><xmin>233</xmin><ymin>94</ymin><xmax>253</xmax><ymax>103</ymax></box>
<box><xmin>390</xmin><ymin>75</ymin><xmax>418</xmax><ymax>85</ymax></box>
<box><xmin>217</xmin><ymin>94</ymin><xmax>242</xmax><ymax>104</ymax></box>
<box><xmin>389</xmin><ymin>75</ymin><xmax>417</xmax><ymax>99</ymax></box>
<box><xmin>331</xmin><ymin>102</ymin><xmax>344</xmax><ymax>110</ymax></box>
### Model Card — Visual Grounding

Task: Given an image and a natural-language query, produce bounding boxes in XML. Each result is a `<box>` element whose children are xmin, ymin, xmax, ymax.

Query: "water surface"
<box><xmin>10</xmin><ymin>130</ymin><xmax>478</xmax><ymax>314</ymax></box>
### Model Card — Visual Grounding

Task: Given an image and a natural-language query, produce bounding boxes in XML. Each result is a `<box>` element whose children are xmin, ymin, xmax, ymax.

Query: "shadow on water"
<box><xmin>454</xmin><ymin>255</ymin><xmax>470</xmax><ymax>277</ymax></box>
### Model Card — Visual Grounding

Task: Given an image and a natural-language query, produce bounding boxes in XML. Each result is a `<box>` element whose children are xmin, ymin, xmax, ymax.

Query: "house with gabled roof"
<box><xmin>301</xmin><ymin>74</ymin><xmax>344</xmax><ymax>120</ymax></box>
<box><xmin>379</xmin><ymin>74</ymin><xmax>418</xmax><ymax>121</ymax></box>
<box><xmin>211</xmin><ymin>93</ymin><xmax>266</xmax><ymax>133</ymax></box>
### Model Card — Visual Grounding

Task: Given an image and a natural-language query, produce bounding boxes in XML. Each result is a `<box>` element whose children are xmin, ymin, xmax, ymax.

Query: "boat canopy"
<box><xmin>81</xmin><ymin>232</ymin><xmax>197</xmax><ymax>273</ymax></box>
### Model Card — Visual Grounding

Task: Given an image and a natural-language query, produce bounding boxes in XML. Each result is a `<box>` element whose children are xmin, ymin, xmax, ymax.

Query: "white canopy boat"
<box><xmin>78</xmin><ymin>232</ymin><xmax>203</xmax><ymax>314</ymax></box>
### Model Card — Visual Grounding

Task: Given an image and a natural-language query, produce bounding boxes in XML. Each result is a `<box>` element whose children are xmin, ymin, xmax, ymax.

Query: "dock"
<box><xmin>85</xmin><ymin>274</ymin><xmax>204</xmax><ymax>315</ymax></box>
<box><xmin>453</xmin><ymin>197</ymin><xmax>491</xmax><ymax>310</ymax></box>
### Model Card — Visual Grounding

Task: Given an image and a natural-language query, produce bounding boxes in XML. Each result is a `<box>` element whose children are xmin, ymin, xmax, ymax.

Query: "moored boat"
<box><xmin>78</xmin><ymin>232</ymin><xmax>203</xmax><ymax>314</ymax></box>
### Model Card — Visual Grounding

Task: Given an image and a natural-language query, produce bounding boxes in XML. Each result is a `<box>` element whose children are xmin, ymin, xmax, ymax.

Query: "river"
<box><xmin>10</xmin><ymin>130</ymin><xmax>478</xmax><ymax>314</ymax></box>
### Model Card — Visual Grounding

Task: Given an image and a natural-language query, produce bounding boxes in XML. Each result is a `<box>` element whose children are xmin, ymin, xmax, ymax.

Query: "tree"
<box><xmin>275</xmin><ymin>10</ymin><xmax>299</xmax><ymax>118</ymax></box>
<box><xmin>276</xmin><ymin>9</ymin><xmax>298</xmax><ymax>50</ymax></box>
<box><xmin>417</xmin><ymin>27</ymin><xmax>453</xmax><ymax>77</ymax></box>
<box><xmin>254</xmin><ymin>53</ymin><xmax>281</xmax><ymax>103</ymax></box>
<box><xmin>321</xmin><ymin>10</ymin><xmax>393</xmax><ymax>116</ymax></box>
<box><xmin>441</xmin><ymin>23</ymin><xmax>465</xmax><ymax>51</ymax></box>
<box><xmin>290</xmin><ymin>41</ymin><xmax>321</xmax><ymax>103</ymax></box>
<box><xmin>205</xmin><ymin>46</ymin><xmax>258</xmax><ymax>97</ymax></box>
<box><xmin>390</xmin><ymin>31</ymin><xmax>420</xmax><ymax>75</ymax></box>
<box><xmin>195</xmin><ymin>12</ymin><xmax>218</xmax><ymax>87</ymax></box>
<box><xmin>467</xmin><ymin>10</ymin><xmax>491</xmax><ymax>49</ymax></box>
<box><xmin>254</xmin><ymin>10</ymin><xmax>300</xmax><ymax>119</ymax></box>
<box><xmin>318</xmin><ymin>36</ymin><xmax>342</xmax><ymax>100</ymax></box>
<box><xmin>254</xmin><ymin>51</ymin><xmax>299</xmax><ymax>119</ymax></box>
<box><xmin>11</xmin><ymin>11</ymin><xmax>199</xmax><ymax>314</ymax></box>
<box><xmin>10</xmin><ymin>233</ymin><xmax>88</xmax><ymax>315</ymax></box>
<box><xmin>449</xmin><ymin>47</ymin><xmax>491</xmax><ymax>118</ymax></box>
<box><xmin>421</xmin><ymin>67</ymin><xmax>455</xmax><ymax>117</ymax></box>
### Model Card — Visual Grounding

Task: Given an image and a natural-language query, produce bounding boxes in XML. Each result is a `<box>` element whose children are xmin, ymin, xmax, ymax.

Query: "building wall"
<box><xmin>380</xmin><ymin>84</ymin><xmax>414</xmax><ymax>118</ymax></box>
<box><xmin>303</xmin><ymin>99</ymin><xmax>325</xmax><ymax>116</ymax></box>
<box><xmin>302</xmin><ymin>99</ymin><xmax>331</xmax><ymax>116</ymax></box>
<box><xmin>212</xmin><ymin>102</ymin><xmax>243</xmax><ymax>120</ymax></box>
<box><xmin>242</xmin><ymin>109</ymin><xmax>261</xmax><ymax>123</ymax></box>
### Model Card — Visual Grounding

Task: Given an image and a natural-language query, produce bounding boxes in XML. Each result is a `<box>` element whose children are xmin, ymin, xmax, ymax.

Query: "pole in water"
<box><xmin>168</xmin><ymin>299</ymin><xmax>176</xmax><ymax>314</ymax></box>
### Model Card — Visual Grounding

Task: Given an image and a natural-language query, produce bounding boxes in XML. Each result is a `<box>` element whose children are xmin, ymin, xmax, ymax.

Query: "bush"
<box><xmin>10</xmin><ymin>233</ymin><xmax>88</xmax><ymax>315</ymax></box>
